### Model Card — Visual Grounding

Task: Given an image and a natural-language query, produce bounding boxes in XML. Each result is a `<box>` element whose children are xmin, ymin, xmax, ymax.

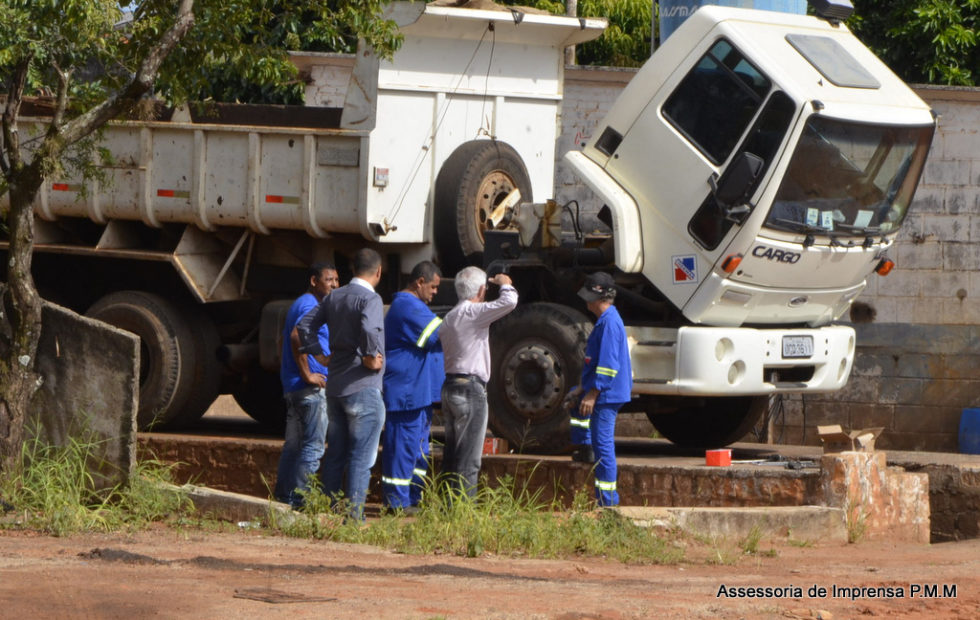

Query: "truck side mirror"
<box><xmin>709</xmin><ymin>152</ymin><xmax>764</xmax><ymax>221</ymax></box>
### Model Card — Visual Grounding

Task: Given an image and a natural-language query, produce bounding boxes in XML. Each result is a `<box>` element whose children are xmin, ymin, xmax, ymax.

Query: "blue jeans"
<box><xmin>274</xmin><ymin>386</ymin><xmax>327</xmax><ymax>508</ymax></box>
<box><xmin>321</xmin><ymin>387</ymin><xmax>385</xmax><ymax>520</ymax></box>
<box><xmin>441</xmin><ymin>376</ymin><xmax>488</xmax><ymax>498</ymax></box>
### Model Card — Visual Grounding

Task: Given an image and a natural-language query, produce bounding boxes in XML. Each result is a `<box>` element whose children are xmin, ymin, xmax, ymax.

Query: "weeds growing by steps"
<box><xmin>2</xmin><ymin>436</ymin><xmax>677</xmax><ymax>564</ymax></box>
<box><xmin>0</xmin><ymin>434</ymin><xmax>188</xmax><ymax>536</ymax></box>
<box><xmin>271</xmin><ymin>473</ymin><xmax>684</xmax><ymax>564</ymax></box>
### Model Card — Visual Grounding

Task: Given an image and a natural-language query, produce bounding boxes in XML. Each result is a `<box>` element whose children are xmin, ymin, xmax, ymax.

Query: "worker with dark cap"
<box><xmin>567</xmin><ymin>271</ymin><xmax>632</xmax><ymax>506</ymax></box>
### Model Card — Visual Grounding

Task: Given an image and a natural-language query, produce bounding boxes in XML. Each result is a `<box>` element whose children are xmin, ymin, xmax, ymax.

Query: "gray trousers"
<box><xmin>441</xmin><ymin>375</ymin><xmax>488</xmax><ymax>498</ymax></box>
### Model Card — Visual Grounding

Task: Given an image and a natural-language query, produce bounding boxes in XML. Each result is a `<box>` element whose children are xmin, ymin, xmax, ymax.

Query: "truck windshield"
<box><xmin>765</xmin><ymin>117</ymin><xmax>933</xmax><ymax>237</ymax></box>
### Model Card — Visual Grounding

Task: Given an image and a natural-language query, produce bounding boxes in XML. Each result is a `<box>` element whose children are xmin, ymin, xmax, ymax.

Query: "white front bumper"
<box><xmin>629</xmin><ymin>324</ymin><xmax>855</xmax><ymax>395</ymax></box>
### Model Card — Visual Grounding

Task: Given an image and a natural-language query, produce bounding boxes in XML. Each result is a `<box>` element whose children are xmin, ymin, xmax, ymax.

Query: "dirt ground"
<box><xmin>1</xmin><ymin>525</ymin><xmax>978</xmax><ymax>619</ymax></box>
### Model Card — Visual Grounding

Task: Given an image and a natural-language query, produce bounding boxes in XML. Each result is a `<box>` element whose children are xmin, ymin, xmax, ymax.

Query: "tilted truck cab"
<box><xmin>496</xmin><ymin>5</ymin><xmax>934</xmax><ymax>449</ymax></box>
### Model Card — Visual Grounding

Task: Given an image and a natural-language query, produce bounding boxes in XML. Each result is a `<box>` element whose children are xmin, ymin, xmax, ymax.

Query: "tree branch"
<box><xmin>50</xmin><ymin>64</ymin><xmax>71</xmax><ymax>131</ymax></box>
<box><xmin>1</xmin><ymin>55</ymin><xmax>32</xmax><ymax>178</ymax></box>
<box><xmin>58</xmin><ymin>0</ymin><xmax>196</xmax><ymax>148</ymax></box>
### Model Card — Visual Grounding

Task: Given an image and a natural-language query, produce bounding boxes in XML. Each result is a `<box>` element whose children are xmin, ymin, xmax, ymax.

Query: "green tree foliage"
<box><xmin>849</xmin><ymin>0</ymin><xmax>979</xmax><ymax>86</ymax></box>
<box><xmin>499</xmin><ymin>0</ymin><xmax>651</xmax><ymax>67</ymax></box>
<box><xmin>131</xmin><ymin>0</ymin><xmax>403</xmax><ymax>104</ymax></box>
<box><xmin>0</xmin><ymin>0</ymin><xmax>398</xmax><ymax>473</ymax></box>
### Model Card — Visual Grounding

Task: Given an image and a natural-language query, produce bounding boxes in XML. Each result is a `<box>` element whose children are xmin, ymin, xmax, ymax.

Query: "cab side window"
<box><xmin>663</xmin><ymin>40</ymin><xmax>770</xmax><ymax>164</ymax></box>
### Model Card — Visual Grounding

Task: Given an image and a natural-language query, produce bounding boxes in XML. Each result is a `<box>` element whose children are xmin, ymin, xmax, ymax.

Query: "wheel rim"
<box><xmin>473</xmin><ymin>170</ymin><xmax>519</xmax><ymax>243</ymax></box>
<box><xmin>499</xmin><ymin>341</ymin><xmax>566</xmax><ymax>421</ymax></box>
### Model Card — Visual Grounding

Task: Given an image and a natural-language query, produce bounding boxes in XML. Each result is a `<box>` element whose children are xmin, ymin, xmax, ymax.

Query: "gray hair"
<box><xmin>455</xmin><ymin>266</ymin><xmax>486</xmax><ymax>301</ymax></box>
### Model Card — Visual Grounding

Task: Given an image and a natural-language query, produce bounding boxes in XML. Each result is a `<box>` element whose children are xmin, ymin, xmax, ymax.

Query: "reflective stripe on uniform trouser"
<box><xmin>591</xmin><ymin>403</ymin><xmax>624</xmax><ymax>507</ymax></box>
<box><xmin>410</xmin><ymin>406</ymin><xmax>434</xmax><ymax>506</ymax></box>
<box><xmin>382</xmin><ymin>407</ymin><xmax>427</xmax><ymax>508</ymax></box>
<box><xmin>569</xmin><ymin>406</ymin><xmax>591</xmax><ymax>446</ymax></box>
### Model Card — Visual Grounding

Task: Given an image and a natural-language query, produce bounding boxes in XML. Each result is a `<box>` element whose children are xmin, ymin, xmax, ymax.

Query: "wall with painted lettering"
<box><xmin>558</xmin><ymin>68</ymin><xmax>980</xmax><ymax>452</ymax></box>
<box><xmin>658</xmin><ymin>1</ymin><xmax>807</xmax><ymax>42</ymax></box>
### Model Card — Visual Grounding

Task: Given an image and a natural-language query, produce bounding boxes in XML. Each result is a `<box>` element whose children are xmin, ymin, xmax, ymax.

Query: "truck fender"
<box><xmin>563</xmin><ymin>151</ymin><xmax>643</xmax><ymax>273</ymax></box>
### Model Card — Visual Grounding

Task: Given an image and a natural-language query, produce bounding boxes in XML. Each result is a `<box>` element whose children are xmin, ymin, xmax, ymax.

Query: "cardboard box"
<box><xmin>482</xmin><ymin>437</ymin><xmax>509</xmax><ymax>455</ymax></box>
<box><xmin>705</xmin><ymin>449</ymin><xmax>731</xmax><ymax>466</ymax></box>
<box><xmin>817</xmin><ymin>424</ymin><xmax>884</xmax><ymax>453</ymax></box>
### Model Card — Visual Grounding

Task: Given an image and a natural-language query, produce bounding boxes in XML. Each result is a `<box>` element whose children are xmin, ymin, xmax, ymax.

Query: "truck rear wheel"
<box><xmin>645</xmin><ymin>395</ymin><xmax>767</xmax><ymax>448</ymax></box>
<box><xmin>232</xmin><ymin>367</ymin><xmax>286</xmax><ymax>433</ymax></box>
<box><xmin>488</xmin><ymin>303</ymin><xmax>591</xmax><ymax>454</ymax></box>
<box><xmin>85</xmin><ymin>291</ymin><xmax>197</xmax><ymax>431</ymax></box>
<box><xmin>170</xmin><ymin>308</ymin><xmax>222</xmax><ymax>427</ymax></box>
<box><xmin>434</xmin><ymin>140</ymin><xmax>532</xmax><ymax>272</ymax></box>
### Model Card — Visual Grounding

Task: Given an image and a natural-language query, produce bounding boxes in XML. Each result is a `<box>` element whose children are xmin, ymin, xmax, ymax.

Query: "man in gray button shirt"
<box><xmin>297</xmin><ymin>248</ymin><xmax>385</xmax><ymax>519</ymax></box>
<box><xmin>439</xmin><ymin>266</ymin><xmax>518</xmax><ymax>498</ymax></box>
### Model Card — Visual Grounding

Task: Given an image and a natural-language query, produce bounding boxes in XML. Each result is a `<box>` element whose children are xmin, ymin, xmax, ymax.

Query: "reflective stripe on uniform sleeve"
<box><xmin>596</xmin><ymin>366</ymin><xmax>618</xmax><ymax>377</ymax></box>
<box><xmin>415</xmin><ymin>317</ymin><xmax>443</xmax><ymax>347</ymax></box>
<box><xmin>595</xmin><ymin>479</ymin><xmax>617</xmax><ymax>491</ymax></box>
<box><xmin>570</xmin><ymin>417</ymin><xmax>590</xmax><ymax>429</ymax></box>
<box><xmin>412</xmin><ymin>468</ymin><xmax>428</xmax><ymax>478</ymax></box>
<box><xmin>382</xmin><ymin>476</ymin><xmax>412</xmax><ymax>487</ymax></box>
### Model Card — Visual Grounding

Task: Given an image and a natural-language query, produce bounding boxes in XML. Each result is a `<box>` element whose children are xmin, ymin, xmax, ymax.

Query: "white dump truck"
<box><xmin>3</xmin><ymin>1</ymin><xmax>934</xmax><ymax>451</ymax></box>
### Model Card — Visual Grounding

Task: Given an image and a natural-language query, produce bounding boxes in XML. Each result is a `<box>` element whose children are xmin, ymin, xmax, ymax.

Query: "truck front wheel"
<box><xmin>644</xmin><ymin>395</ymin><xmax>767</xmax><ymax>448</ymax></box>
<box><xmin>488</xmin><ymin>303</ymin><xmax>591</xmax><ymax>454</ymax></box>
<box><xmin>434</xmin><ymin>140</ymin><xmax>532</xmax><ymax>272</ymax></box>
<box><xmin>85</xmin><ymin>291</ymin><xmax>197</xmax><ymax>431</ymax></box>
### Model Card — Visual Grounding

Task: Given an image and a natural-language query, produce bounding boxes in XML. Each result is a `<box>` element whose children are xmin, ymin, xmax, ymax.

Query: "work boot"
<box><xmin>571</xmin><ymin>445</ymin><xmax>594</xmax><ymax>463</ymax></box>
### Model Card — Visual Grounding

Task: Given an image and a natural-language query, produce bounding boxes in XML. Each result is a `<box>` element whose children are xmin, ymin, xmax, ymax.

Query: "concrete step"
<box><xmin>615</xmin><ymin>505</ymin><xmax>846</xmax><ymax>543</ymax></box>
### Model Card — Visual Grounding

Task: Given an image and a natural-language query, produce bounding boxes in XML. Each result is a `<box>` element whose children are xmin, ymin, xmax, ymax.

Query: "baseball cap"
<box><xmin>577</xmin><ymin>272</ymin><xmax>616</xmax><ymax>303</ymax></box>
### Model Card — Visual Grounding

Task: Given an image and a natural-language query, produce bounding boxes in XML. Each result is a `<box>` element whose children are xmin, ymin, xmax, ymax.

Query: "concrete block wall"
<box><xmin>862</xmin><ymin>87</ymin><xmax>980</xmax><ymax>325</ymax></box>
<box><xmin>558</xmin><ymin>68</ymin><xmax>980</xmax><ymax>454</ymax></box>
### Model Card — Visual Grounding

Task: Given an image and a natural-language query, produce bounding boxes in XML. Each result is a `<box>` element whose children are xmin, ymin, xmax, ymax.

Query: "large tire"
<box><xmin>434</xmin><ymin>140</ymin><xmax>533</xmax><ymax>272</ymax></box>
<box><xmin>170</xmin><ymin>307</ymin><xmax>222</xmax><ymax>427</ymax></box>
<box><xmin>645</xmin><ymin>395</ymin><xmax>767</xmax><ymax>448</ymax></box>
<box><xmin>488</xmin><ymin>303</ymin><xmax>591</xmax><ymax>454</ymax></box>
<box><xmin>86</xmin><ymin>291</ymin><xmax>197</xmax><ymax>431</ymax></box>
<box><xmin>232</xmin><ymin>367</ymin><xmax>286</xmax><ymax>433</ymax></box>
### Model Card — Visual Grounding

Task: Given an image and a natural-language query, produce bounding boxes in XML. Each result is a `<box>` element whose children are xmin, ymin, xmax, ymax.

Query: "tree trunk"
<box><xmin>565</xmin><ymin>0</ymin><xmax>578</xmax><ymax>66</ymax></box>
<box><xmin>0</xmin><ymin>0</ymin><xmax>196</xmax><ymax>475</ymax></box>
<box><xmin>0</xmin><ymin>163</ymin><xmax>44</xmax><ymax>474</ymax></box>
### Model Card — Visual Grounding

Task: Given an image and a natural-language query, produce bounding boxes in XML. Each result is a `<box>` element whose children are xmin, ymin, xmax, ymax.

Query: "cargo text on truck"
<box><xmin>1</xmin><ymin>1</ymin><xmax>934</xmax><ymax>452</ymax></box>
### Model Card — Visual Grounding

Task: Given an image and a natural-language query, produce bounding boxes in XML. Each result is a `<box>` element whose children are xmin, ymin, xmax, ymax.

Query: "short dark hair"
<box><xmin>308</xmin><ymin>261</ymin><xmax>336</xmax><ymax>280</ymax></box>
<box><xmin>409</xmin><ymin>260</ymin><xmax>441</xmax><ymax>283</ymax></box>
<box><xmin>352</xmin><ymin>248</ymin><xmax>383</xmax><ymax>277</ymax></box>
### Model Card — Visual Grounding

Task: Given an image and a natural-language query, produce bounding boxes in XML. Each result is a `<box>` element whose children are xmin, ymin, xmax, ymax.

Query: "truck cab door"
<box><xmin>603</xmin><ymin>39</ymin><xmax>777</xmax><ymax>311</ymax></box>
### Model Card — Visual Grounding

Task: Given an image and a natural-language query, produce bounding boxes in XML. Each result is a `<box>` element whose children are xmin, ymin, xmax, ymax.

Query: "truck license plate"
<box><xmin>782</xmin><ymin>335</ymin><xmax>813</xmax><ymax>359</ymax></box>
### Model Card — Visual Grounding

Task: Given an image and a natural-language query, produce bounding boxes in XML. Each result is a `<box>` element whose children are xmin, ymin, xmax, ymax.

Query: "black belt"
<box><xmin>446</xmin><ymin>373</ymin><xmax>486</xmax><ymax>388</ymax></box>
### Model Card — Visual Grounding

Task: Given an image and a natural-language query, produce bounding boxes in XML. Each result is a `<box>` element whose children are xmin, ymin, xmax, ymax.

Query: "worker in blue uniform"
<box><xmin>275</xmin><ymin>262</ymin><xmax>338</xmax><ymax>508</ymax></box>
<box><xmin>381</xmin><ymin>261</ymin><xmax>443</xmax><ymax>512</ymax></box>
<box><xmin>411</xmin><ymin>345</ymin><xmax>444</xmax><ymax>507</ymax></box>
<box><xmin>568</xmin><ymin>271</ymin><xmax>633</xmax><ymax>506</ymax></box>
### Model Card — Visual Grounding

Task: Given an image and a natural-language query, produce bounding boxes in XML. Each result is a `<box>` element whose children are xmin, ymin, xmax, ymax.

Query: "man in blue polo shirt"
<box><xmin>275</xmin><ymin>262</ymin><xmax>338</xmax><ymax>508</ymax></box>
<box><xmin>568</xmin><ymin>271</ymin><xmax>632</xmax><ymax>506</ymax></box>
<box><xmin>381</xmin><ymin>261</ymin><xmax>443</xmax><ymax>512</ymax></box>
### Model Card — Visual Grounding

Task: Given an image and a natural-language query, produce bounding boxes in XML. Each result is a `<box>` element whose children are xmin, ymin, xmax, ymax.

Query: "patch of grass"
<box><xmin>740</xmin><ymin>525</ymin><xmax>763</xmax><ymax>554</ymax></box>
<box><xmin>273</xmin><ymin>473</ymin><xmax>684</xmax><ymax>564</ymax></box>
<box><xmin>0</xmin><ymin>434</ymin><xmax>190</xmax><ymax>536</ymax></box>
<box><xmin>787</xmin><ymin>537</ymin><xmax>813</xmax><ymax>548</ymax></box>
<box><xmin>844</xmin><ymin>498</ymin><xmax>870</xmax><ymax>544</ymax></box>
